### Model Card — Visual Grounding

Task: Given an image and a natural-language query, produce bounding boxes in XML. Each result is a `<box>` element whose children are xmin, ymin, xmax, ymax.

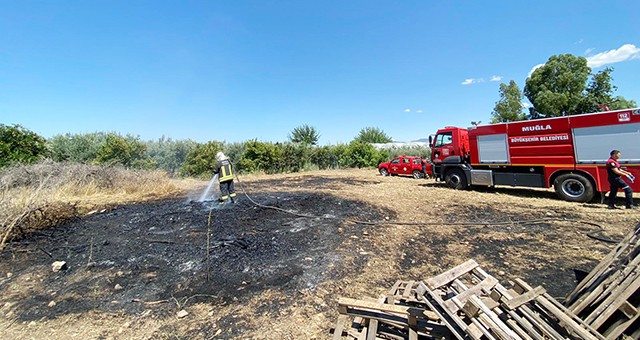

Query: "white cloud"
<box><xmin>527</xmin><ymin>63</ymin><xmax>545</xmax><ymax>78</ymax></box>
<box><xmin>574</xmin><ymin>38</ymin><xmax>584</xmax><ymax>45</ymax></box>
<box><xmin>404</xmin><ymin>108</ymin><xmax>424</xmax><ymax>113</ymax></box>
<box><xmin>584</xmin><ymin>47</ymin><xmax>595</xmax><ymax>55</ymax></box>
<box><xmin>586</xmin><ymin>44</ymin><xmax>640</xmax><ymax>68</ymax></box>
<box><xmin>461</xmin><ymin>78</ymin><xmax>485</xmax><ymax>85</ymax></box>
<box><xmin>521</xmin><ymin>102</ymin><xmax>531</xmax><ymax>109</ymax></box>
<box><xmin>490</xmin><ymin>75</ymin><xmax>503</xmax><ymax>82</ymax></box>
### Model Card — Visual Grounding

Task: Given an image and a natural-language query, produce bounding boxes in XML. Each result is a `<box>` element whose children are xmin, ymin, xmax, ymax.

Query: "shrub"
<box><xmin>0</xmin><ymin>124</ymin><xmax>47</xmax><ymax>168</ymax></box>
<box><xmin>180</xmin><ymin>141</ymin><xmax>224</xmax><ymax>178</ymax></box>
<box><xmin>280</xmin><ymin>142</ymin><xmax>312</xmax><ymax>172</ymax></box>
<box><xmin>222</xmin><ymin>141</ymin><xmax>248</xmax><ymax>173</ymax></box>
<box><xmin>342</xmin><ymin>141</ymin><xmax>387</xmax><ymax>168</ymax></box>
<box><xmin>239</xmin><ymin>140</ymin><xmax>282</xmax><ymax>174</ymax></box>
<box><xmin>147</xmin><ymin>136</ymin><xmax>198</xmax><ymax>175</ymax></box>
<box><xmin>48</xmin><ymin>132</ymin><xmax>108</xmax><ymax>163</ymax></box>
<box><xmin>95</xmin><ymin>133</ymin><xmax>153</xmax><ymax>168</ymax></box>
<box><xmin>310</xmin><ymin>146</ymin><xmax>336</xmax><ymax>169</ymax></box>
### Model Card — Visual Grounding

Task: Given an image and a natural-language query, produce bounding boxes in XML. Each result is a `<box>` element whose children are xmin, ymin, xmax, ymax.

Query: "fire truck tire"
<box><xmin>554</xmin><ymin>174</ymin><xmax>595</xmax><ymax>202</ymax></box>
<box><xmin>445</xmin><ymin>169</ymin><xmax>467</xmax><ymax>190</ymax></box>
<box><xmin>379</xmin><ymin>168</ymin><xmax>389</xmax><ymax>176</ymax></box>
<box><xmin>412</xmin><ymin>170</ymin><xmax>423</xmax><ymax>179</ymax></box>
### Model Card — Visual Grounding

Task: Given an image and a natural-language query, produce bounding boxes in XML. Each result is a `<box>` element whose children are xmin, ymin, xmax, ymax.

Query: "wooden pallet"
<box><xmin>564</xmin><ymin>225</ymin><xmax>640</xmax><ymax>339</ymax></box>
<box><xmin>333</xmin><ymin>281</ymin><xmax>449</xmax><ymax>340</ymax></box>
<box><xmin>416</xmin><ymin>259</ymin><xmax>604</xmax><ymax>340</ymax></box>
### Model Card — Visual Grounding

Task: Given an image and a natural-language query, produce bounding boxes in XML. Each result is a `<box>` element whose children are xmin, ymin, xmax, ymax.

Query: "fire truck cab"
<box><xmin>430</xmin><ymin>108</ymin><xmax>640</xmax><ymax>202</ymax></box>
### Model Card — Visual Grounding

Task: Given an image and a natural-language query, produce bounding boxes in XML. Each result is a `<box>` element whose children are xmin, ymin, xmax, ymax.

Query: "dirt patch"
<box><xmin>1</xmin><ymin>169</ymin><xmax>639</xmax><ymax>339</ymax></box>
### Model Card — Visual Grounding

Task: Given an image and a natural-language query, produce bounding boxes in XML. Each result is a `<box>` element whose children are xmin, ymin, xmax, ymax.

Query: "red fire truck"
<box><xmin>430</xmin><ymin>108</ymin><xmax>640</xmax><ymax>202</ymax></box>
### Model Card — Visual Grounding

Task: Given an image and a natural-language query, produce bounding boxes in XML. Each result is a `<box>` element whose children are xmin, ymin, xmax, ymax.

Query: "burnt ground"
<box><xmin>1</xmin><ymin>169</ymin><xmax>640</xmax><ymax>339</ymax></box>
<box><xmin>1</xmin><ymin>190</ymin><xmax>389</xmax><ymax>338</ymax></box>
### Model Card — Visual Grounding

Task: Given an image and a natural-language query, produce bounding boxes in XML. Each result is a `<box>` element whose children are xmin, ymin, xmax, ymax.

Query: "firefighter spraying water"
<box><xmin>213</xmin><ymin>151</ymin><xmax>237</xmax><ymax>204</ymax></box>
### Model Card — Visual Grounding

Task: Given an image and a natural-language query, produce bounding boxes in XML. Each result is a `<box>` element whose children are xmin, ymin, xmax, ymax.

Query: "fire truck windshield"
<box><xmin>434</xmin><ymin>132</ymin><xmax>453</xmax><ymax>147</ymax></box>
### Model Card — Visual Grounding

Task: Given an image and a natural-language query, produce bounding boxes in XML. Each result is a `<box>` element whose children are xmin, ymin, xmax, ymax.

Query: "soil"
<box><xmin>1</xmin><ymin>168</ymin><xmax>639</xmax><ymax>339</ymax></box>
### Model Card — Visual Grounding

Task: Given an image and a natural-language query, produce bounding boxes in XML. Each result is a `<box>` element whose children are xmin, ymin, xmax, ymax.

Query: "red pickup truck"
<box><xmin>378</xmin><ymin>155</ymin><xmax>430</xmax><ymax>179</ymax></box>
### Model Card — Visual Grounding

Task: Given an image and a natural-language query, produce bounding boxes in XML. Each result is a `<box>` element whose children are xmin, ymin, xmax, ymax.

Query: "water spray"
<box><xmin>198</xmin><ymin>174</ymin><xmax>219</xmax><ymax>202</ymax></box>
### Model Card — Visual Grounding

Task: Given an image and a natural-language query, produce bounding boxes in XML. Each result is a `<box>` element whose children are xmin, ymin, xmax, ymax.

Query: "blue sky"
<box><xmin>1</xmin><ymin>1</ymin><xmax>639</xmax><ymax>145</ymax></box>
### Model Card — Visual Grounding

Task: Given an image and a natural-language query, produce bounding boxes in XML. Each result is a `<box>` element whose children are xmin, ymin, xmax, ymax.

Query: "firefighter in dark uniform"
<box><xmin>606</xmin><ymin>149</ymin><xmax>636</xmax><ymax>209</ymax></box>
<box><xmin>213</xmin><ymin>151</ymin><xmax>236</xmax><ymax>204</ymax></box>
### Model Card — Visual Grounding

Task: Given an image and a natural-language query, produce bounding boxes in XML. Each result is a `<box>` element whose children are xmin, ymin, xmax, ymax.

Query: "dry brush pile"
<box><xmin>0</xmin><ymin>160</ymin><xmax>193</xmax><ymax>252</ymax></box>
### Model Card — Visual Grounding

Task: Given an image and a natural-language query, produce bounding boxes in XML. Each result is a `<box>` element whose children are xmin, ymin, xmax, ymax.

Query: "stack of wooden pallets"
<box><xmin>564</xmin><ymin>225</ymin><xmax>640</xmax><ymax>339</ymax></box>
<box><xmin>333</xmin><ymin>260</ymin><xmax>604</xmax><ymax>339</ymax></box>
<box><xmin>333</xmin><ymin>225</ymin><xmax>640</xmax><ymax>339</ymax></box>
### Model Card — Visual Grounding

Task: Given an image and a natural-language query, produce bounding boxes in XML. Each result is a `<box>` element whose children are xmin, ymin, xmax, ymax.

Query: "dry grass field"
<box><xmin>1</xmin><ymin>166</ymin><xmax>639</xmax><ymax>339</ymax></box>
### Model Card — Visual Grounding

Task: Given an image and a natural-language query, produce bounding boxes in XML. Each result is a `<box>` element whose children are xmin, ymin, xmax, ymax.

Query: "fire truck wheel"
<box><xmin>554</xmin><ymin>173</ymin><xmax>595</xmax><ymax>202</ymax></box>
<box><xmin>412</xmin><ymin>170</ymin><xmax>423</xmax><ymax>179</ymax></box>
<box><xmin>379</xmin><ymin>168</ymin><xmax>389</xmax><ymax>176</ymax></box>
<box><xmin>445</xmin><ymin>169</ymin><xmax>467</xmax><ymax>190</ymax></box>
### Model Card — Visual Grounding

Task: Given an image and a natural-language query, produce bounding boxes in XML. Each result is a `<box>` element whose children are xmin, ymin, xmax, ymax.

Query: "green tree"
<box><xmin>354</xmin><ymin>127</ymin><xmax>392</xmax><ymax>144</ymax></box>
<box><xmin>222</xmin><ymin>141</ymin><xmax>248</xmax><ymax>172</ymax></box>
<box><xmin>288</xmin><ymin>124</ymin><xmax>320</xmax><ymax>145</ymax></box>
<box><xmin>94</xmin><ymin>133</ymin><xmax>152</xmax><ymax>168</ymax></box>
<box><xmin>610</xmin><ymin>96</ymin><xmax>637</xmax><ymax>110</ymax></box>
<box><xmin>48</xmin><ymin>132</ymin><xmax>108</xmax><ymax>163</ymax></box>
<box><xmin>0</xmin><ymin>124</ymin><xmax>47</xmax><ymax>168</ymax></box>
<box><xmin>238</xmin><ymin>140</ymin><xmax>282</xmax><ymax>174</ymax></box>
<box><xmin>342</xmin><ymin>141</ymin><xmax>386</xmax><ymax>168</ymax></box>
<box><xmin>180</xmin><ymin>141</ymin><xmax>224</xmax><ymax>178</ymax></box>
<box><xmin>524</xmin><ymin>54</ymin><xmax>591</xmax><ymax>118</ymax></box>
<box><xmin>580</xmin><ymin>67</ymin><xmax>637</xmax><ymax>112</ymax></box>
<box><xmin>279</xmin><ymin>142</ymin><xmax>311</xmax><ymax>172</ymax></box>
<box><xmin>491</xmin><ymin>80</ymin><xmax>526</xmax><ymax>123</ymax></box>
<box><xmin>147</xmin><ymin>136</ymin><xmax>198</xmax><ymax>175</ymax></box>
<box><xmin>310</xmin><ymin>145</ymin><xmax>342</xmax><ymax>169</ymax></box>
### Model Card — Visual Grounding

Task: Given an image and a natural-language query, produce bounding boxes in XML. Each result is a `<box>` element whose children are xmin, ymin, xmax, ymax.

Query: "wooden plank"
<box><xmin>504</xmin><ymin>286</ymin><xmax>546</xmax><ymax>310</ymax></box>
<box><xmin>514</xmin><ymin>279</ymin><xmax>604</xmax><ymax>340</ymax></box>
<box><xmin>408</xmin><ymin>327</ymin><xmax>418</xmax><ymax>340</ymax></box>
<box><xmin>492</xmin><ymin>283</ymin><xmax>563</xmax><ymax>339</ymax></box>
<box><xmin>570</xmin><ymin>250</ymin><xmax>640</xmax><ymax>315</ymax></box>
<box><xmin>448</xmin><ymin>288</ymin><xmax>497</xmax><ymax>340</ymax></box>
<box><xmin>387</xmin><ymin>280</ymin><xmax>403</xmax><ymax>295</ymax></box>
<box><xmin>333</xmin><ymin>314</ymin><xmax>348</xmax><ymax>340</ymax></box>
<box><xmin>504</xmin><ymin>318</ymin><xmax>534</xmax><ymax>340</ymax></box>
<box><xmin>619</xmin><ymin>300</ymin><xmax>638</xmax><ymax>319</ymax></box>
<box><xmin>337</xmin><ymin>297</ymin><xmax>439</xmax><ymax>321</ymax></box>
<box><xmin>386</xmin><ymin>280</ymin><xmax>403</xmax><ymax>304</ymax></box>
<box><xmin>605</xmin><ymin>302</ymin><xmax>640</xmax><ymax>339</ymax></box>
<box><xmin>357</xmin><ymin>325</ymin><xmax>367</xmax><ymax>340</ymax></box>
<box><xmin>346</xmin><ymin>328</ymin><xmax>364</xmax><ymax>339</ymax></box>
<box><xmin>586</xmin><ymin>268</ymin><xmax>640</xmax><ymax>329</ymax></box>
<box><xmin>565</xmin><ymin>227</ymin><xmax>640</xmax><ymax>306</ymax></box>
<box><xmin>467</xmin><ymin>295</ymin><xmax>521</xmax><ymax>340</ymax></box>
<box><xmin>451</xmin><ymin>276</ymin><xmax>499</xmax><ymax>311</ymax></box>
<box><xmin>403</xmin><ymin>280</ymin><xmax>415</xmax><ymax>298</ymax></box>
<box><xmin>366</xmin><ymin>319</ymin><xmax>378</xmax><ymax>340</ymax></box>
<box><xmin>425</xmin><ymin>259</ymin><xmax>479</xmax><ymax>290</ymax></box>
<box><xmin>416</xmin><ymin>281</ymin><xmax>473</xmax><ymax>340</ymax></box>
